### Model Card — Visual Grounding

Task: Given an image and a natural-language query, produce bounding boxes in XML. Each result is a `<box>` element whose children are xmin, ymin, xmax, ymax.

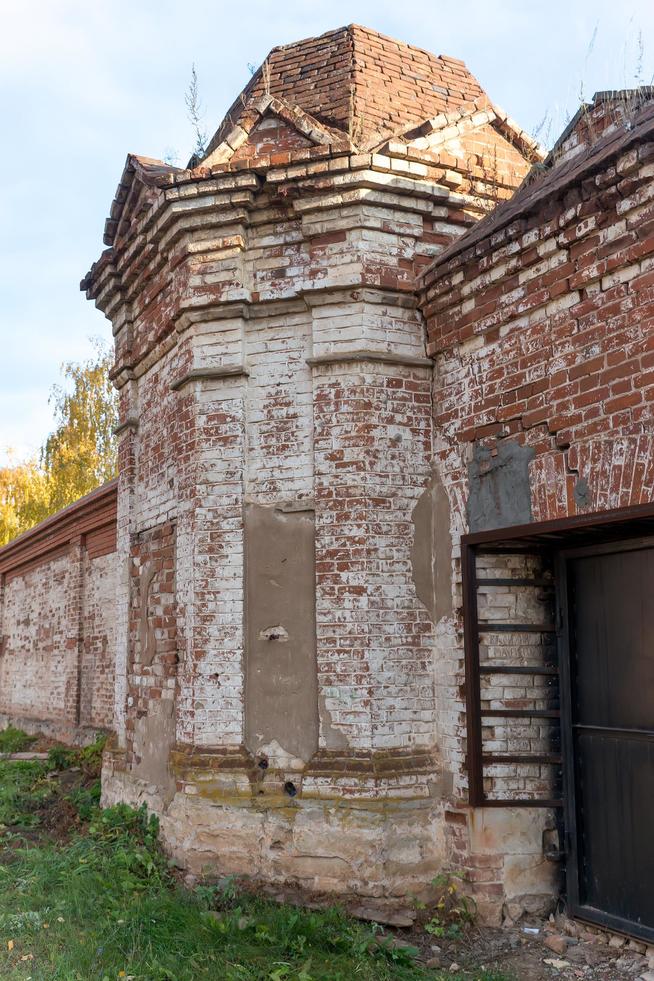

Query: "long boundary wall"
<box><xmin>0</xmin><ymin>481</ymin><xmax>118</xmax><ymax>744</ymax></box>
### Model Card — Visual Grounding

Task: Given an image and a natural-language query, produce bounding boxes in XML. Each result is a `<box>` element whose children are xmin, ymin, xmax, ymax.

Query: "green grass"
<box><xmin>0</xmin><ymin>732</ymin><xmax>512</xmax><ymax>981</ymax></box>
<box><xmin>0</xmin><ymin>727</ymin><xmax>37</xmax><ymax>754</ymax></box>
<box><xmin>0</xmin><ymin>760</ymin><xmax>54</xmax><ymax>828</ymax></box>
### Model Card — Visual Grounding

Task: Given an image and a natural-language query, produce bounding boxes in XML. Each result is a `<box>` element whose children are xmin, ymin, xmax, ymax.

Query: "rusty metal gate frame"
<box><xmin>462</xmin><ymin>539</ymin><xmax>560</xmax><ymax>808</ymax></box>
<box><xmin>461</xmin><ymin>500</ymin><xmax>654</xmax><ymax>937</ymax></box>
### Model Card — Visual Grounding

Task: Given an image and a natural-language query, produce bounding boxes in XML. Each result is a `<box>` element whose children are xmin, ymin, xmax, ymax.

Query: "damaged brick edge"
<box><xmin>170</xmin><ymin>365</ymin><xmax>250</xmax><ymax>391</ymax></box>
<box><xmin>306</xmin><ymin>349</ymin><xmax>433</xmax><ymax>368</ymax></box>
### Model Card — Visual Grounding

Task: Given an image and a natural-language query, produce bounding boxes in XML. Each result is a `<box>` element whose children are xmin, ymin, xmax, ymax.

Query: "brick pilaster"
<box><xmin>65</xmin><ymin>535</ymin><xmax>85</xmax><ymax>726</ymax></box>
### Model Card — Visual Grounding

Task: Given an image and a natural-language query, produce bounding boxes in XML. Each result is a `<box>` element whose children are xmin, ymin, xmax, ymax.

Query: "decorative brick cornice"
<box><xmin>307</xmin><ymin>350</ymin><xmax>432</xmax><ymax>368</ymax></box>
<box><xmin>112</xmin><ymin>416</ymin><xmax>139</xmax><ymax>436</ymax></box>
<box><xmin>170</xmin><ymin>365</ymin><xmax>250</xmax><ymax>390</ymax></box>
<box><xmin>383</xmin><ymin>102</ymin><xmax>545</xmax><ymax>163</ymax></box>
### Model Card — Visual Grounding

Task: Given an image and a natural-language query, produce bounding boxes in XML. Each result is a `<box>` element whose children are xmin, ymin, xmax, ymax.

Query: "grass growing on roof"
<box><xmin>0</xmin><ymin>732</ymin><xmax>513</xmax><ymax>981</ymax></box>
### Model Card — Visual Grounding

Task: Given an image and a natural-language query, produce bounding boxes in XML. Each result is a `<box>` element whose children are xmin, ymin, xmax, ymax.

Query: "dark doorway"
<box><xmin>462</xmin><ymin>504</ymin><xmax>654</xmax><ymax>942</ymax></box>
<box><xmin>559</xmin><ymin>538</ymin><xmax>654</xmax><ymax>942</ymax></box>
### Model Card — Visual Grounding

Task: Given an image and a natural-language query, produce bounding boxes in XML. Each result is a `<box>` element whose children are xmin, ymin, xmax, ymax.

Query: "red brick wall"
<box><xmin>231</xmin><ymin>117</ymin><xmax>312</xmax><ymax>164</ymax></box>
<box><xmin>421</xmin><ymin>138</ymin><xmax>654</xmax><ymax>522</ymax></box>
<box><xmin>80</xmin><ymin>549</ymin><xmax>118</xmax><ymax>728</ymax></box>
<box><xmin>1</xmin><ymin>551</ymin><xmax>78</xmax><ymax>725</ymax></box>
<box><xmin>313</xmin><ymin>364</ymin><xmax>435</xmax><ymax>748</ymax></box>
<box><xmin>0</xmin><ymin>484</ymin><xmax>118</xmax><ymax>742</ymax></box>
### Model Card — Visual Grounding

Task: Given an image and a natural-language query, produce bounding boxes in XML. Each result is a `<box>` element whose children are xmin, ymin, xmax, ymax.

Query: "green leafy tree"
<box><xmin>41</xmin><ymin>339</ymin><xmax>118</xmax><ymax>514</ymax></box>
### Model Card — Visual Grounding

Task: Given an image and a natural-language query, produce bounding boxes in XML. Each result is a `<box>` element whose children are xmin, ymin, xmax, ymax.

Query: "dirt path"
<box><xmin>412</xmin><ymin>915</ymin><xmax>653</xmax><ymax>980</ymax></box>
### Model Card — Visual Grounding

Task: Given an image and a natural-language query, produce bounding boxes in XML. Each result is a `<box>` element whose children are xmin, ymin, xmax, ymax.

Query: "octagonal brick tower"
<box><xmin>82</xmin><ymin>25</ymin><xmax>539</xmax><ymax>908</ymax></box>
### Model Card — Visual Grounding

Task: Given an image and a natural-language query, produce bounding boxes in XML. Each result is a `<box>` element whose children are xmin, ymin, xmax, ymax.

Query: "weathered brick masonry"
<box><xmin>422</xmin><ymin>99</ymin><xmax>654</xmax><ymax>522</ymax></box>
<box><xmin>420</xmin><ymin>96</ymin><xmax>654</xmax><ymax>919</ymax></box>
<box><xmin>0</xmin><ymin>482</ymin><xmax>118</xmax><ymax>743</ymax></box>
<box><xmin>78</xmin><ymin>24</ymin><xmax>542</xmax><ymax>913</ymax></box>
<box><xmin>4</xmin><ymin>24</ymin><xmax>653</xmax><ymax>925</ymax></box>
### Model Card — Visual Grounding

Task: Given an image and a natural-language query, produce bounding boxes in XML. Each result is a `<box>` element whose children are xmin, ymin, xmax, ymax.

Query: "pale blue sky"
<box><xmin>1</xmin><ymin>0</ymin><xmax>653</xmax><ymax>464</ymax></box>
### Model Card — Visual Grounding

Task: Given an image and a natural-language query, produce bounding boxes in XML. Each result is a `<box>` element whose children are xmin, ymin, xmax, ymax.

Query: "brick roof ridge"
<box><xmin>266</xmin><ymin>23</ymin><xmax>352</xmax><ymax>52</ymax></box>
<box><xmin>264</xmin><ymin>23</ymin><xmax>469</xmax><ymax>67</ymax></box>
<box><xmin>421</xmin><ymin>99</ymin><xmax>654</xmax><ymax>280</ymax></box>
<box><xmin>347</xmin><ymin>22</ymin><xmax>468</xmax><ymax>65</ymax></box>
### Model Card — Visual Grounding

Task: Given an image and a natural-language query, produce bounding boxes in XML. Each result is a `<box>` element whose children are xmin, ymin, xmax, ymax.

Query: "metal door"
<box><xmin>559</xmin><ymin>539</ymin><xmax>654</xmax><ymax>941</ymax></box>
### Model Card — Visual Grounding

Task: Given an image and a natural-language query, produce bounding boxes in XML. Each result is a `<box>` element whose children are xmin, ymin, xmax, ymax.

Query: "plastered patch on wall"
<box><xmin>133</xmin><ymin>697</ymin><xmax>177</xmax><ymax>806</ymax></box>
<box><xmin>244</xmin><ymin>503</ymin><xmax>319</xmax><ymax>765</ymax></box>
<box><xmin>137</xmin><ymin>561</ymin><xmax>157</xmax><ymax>666</ymax></box>
<box><xmin>411</xmin><ymin>467</ymin><xmax>453</xmax><ymax>623</ymax></box>
<box><xmin>573</xmin><ymin>477</ymin><xmax>590</xmax><ymax>510</ymax></box>
<box><xmin>467</xmin><ymin>440</ymin><xmax>535</xmax><ymax>532</ymax></box>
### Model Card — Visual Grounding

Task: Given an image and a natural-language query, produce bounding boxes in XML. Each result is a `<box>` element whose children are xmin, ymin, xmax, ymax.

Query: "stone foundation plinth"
<box><xmin>102</xmin><ymin>744</ymin><xmax>448</xmax><ymax>906</ymax></box>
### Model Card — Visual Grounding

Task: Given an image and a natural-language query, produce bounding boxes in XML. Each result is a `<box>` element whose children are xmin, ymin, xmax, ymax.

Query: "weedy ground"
<box><xmin>0</xmin><ymin>726</ymin><xmax>39</xmax><ymax>754</ymax></box>
<box><xmin>0</xmin><ymin>730</ymin><xmax>513</xmax><ymax>981</ymax></box>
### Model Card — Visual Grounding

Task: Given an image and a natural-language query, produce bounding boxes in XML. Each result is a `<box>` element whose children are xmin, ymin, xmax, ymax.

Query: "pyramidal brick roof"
<box><xmin>203</xmin><ymin>24</ymin><xmax>489</xmax><ymax>156</ymax></box>
<box><xmin>95</xmin><ymin>25</ymin><xmax>540</xmax><ymax>251</ymax></box>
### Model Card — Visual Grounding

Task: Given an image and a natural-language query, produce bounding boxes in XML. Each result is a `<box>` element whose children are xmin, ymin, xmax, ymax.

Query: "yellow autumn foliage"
<box><xmin>0</xmin><ymin>457</ymin><xmax>50</xmax><ymax>545</ymax></box>
<box><xmin>0</xmin><ymin>340</ymin><xmax>118</xmax><ymax>547</ymax></box>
